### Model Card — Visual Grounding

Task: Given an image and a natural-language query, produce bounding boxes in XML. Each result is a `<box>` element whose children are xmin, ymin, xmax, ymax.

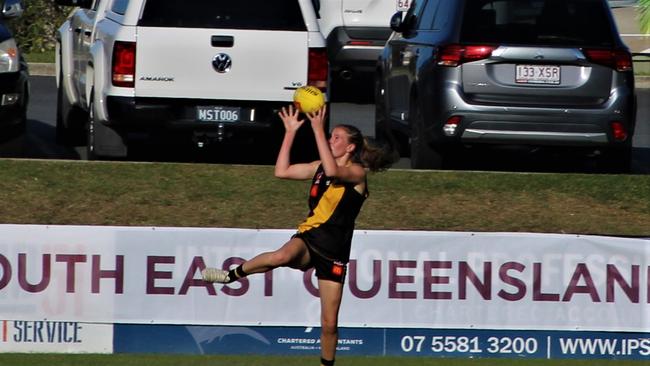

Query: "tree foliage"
<box><xmin>641</xmin><ymin>0</ymin><xmax>650</xmax><ymax>33</ymax></box>
<box><xmin>6</xmin><ymin>0</ymin><xmax>70</xmax><ymax>53</ymax></box>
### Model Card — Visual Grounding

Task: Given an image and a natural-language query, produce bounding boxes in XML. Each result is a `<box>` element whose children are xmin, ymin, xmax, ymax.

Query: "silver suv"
<box><xmin>376</xmin><ymin>0</ymin><xmax>636</xmax><ymax>172</ymax></box>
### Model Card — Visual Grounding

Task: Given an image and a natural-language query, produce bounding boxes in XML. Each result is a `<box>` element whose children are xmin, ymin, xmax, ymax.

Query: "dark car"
<box><xmin>0</xmin><ymin>0</ymin><xmax>28</xmax><ymax>138</ymax></box>
<box><xmin>375</xmin><ymin>0</ymin><xmax>636</xmax><ymax>172</ymax></box>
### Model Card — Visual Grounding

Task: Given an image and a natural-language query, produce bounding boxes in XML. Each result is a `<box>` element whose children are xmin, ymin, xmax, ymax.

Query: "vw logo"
<box><xmin>212</xmin><ymin>53</ymin><xmax>232</xmax><ymax>73</ymax></box>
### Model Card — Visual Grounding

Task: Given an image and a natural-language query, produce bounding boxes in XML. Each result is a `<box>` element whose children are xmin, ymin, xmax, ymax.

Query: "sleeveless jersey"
<box><xmin>297</xmin><ymin>164</ymin><xmax>368</xmax><ymax>262</ymax></box>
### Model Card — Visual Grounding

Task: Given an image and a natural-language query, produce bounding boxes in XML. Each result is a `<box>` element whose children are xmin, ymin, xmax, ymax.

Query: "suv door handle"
<box><xmin>211</xmin><ymin>35</ymin><xmax>234</xmax><ymax>48</ymax></box>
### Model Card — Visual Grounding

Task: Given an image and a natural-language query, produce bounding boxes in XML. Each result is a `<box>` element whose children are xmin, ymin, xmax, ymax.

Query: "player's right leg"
<box><xmin>202</xmin><ymin>236</ymin><xmax>311</xmax><ymax>283</ymax></box>
<box><xmin>318</xmin><ymin>278</ymin><xmax>344</xmax><ymax>366</ymax></box>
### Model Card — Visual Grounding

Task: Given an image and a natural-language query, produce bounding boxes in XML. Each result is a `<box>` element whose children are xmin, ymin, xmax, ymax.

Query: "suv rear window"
<box><xmin>139</xmin><ymin>0</ymin><xmax>306</xmax><ymax>31</ymax></box>
<box><xmin>460</xmin><ymin>0</ymin><xmax>615</xmax><ymax>47</ymax></box>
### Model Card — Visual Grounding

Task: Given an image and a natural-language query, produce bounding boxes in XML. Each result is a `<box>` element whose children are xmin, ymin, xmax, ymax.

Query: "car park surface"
<box><xmin>11</xmin><ymin>73</ymin><xmax>648</xmax><ymax>175</ymax></box>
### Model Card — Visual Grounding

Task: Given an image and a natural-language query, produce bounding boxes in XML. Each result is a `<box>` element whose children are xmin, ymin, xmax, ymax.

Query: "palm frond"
<box><xmin>639</xmin><ymin>0</ymin><xmax>650</xmax><ymax>33</ymax></box>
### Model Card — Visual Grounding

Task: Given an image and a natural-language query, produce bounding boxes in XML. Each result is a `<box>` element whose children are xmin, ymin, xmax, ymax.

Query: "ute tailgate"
<box><xmin>134</xmin><ymin>27</ymin><xmax>309</xmax><ymax>101</ymax></box>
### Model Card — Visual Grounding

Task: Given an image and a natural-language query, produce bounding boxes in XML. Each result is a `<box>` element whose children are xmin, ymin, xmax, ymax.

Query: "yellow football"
<box><xmin>293</xmin><ymin>86</ymin><xmax>325</xmax><ymax>114</ymax></box>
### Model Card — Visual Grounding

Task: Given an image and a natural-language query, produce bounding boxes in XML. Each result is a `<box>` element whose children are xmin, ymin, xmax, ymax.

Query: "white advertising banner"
<box><xmin>0</xmin><ymin>225</ymin><xmax>648</xmax><ymax>332</ymax></box>
<box><xmin>0</xmin><ymin>320</ymin><xmax>112</xmax><ymax>353</ymax></box>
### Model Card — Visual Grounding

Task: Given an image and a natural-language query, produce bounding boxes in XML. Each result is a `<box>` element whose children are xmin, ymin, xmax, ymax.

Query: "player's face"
<box><xmin>329</xmin><ymin>127</ymin><xmax>355</xmax><ymax>158</ymax></box>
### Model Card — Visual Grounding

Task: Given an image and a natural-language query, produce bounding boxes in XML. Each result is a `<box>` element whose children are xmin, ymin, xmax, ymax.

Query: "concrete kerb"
<box><xmin>28</xmin><ymin>62</ymin><xmax>56</xmax><ymax>77</ymax></box>
<box><xmin>27</xmin><ymin>62</ymin><xmax>650</xmax><ymax>88</ymax></box>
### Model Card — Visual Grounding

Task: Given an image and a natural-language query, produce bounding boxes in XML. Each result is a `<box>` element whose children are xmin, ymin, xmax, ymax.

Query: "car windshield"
<box><xmin>139</xmin><ymin>0</ymin><xmax>306</xmax><ymax>31</ymax></box>
<box><xmin>460</xmin><ymin>0</ymin><xmax>615</xmax><ymax>47</ymax></box>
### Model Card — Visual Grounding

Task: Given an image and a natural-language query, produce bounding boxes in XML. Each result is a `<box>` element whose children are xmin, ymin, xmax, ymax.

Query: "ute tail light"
<box><xmin>610</xmin><ymin>121</ymin><xmax>628</xmax><ymax>142</ymax></box>
<box><xmin>112</xmin><ymin>41</ymin><xmax>136</xmax><ymax>87</ymax></box>
<box><xmin>308</xmin><ymin>48</ymin><xmax>328</xmax><ymax>91</ymax></box>
<box><xmin>438</xmin><ymin>44</ymin><xmax>496</xmax><ymax>67</ymax></box>
<box><xmin>583</xmin><ymin>49</ymin><xmax>633</xmax><ymax>72</ymax></box>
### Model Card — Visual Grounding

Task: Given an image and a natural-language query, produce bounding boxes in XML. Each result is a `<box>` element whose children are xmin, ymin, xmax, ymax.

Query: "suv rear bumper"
<box><xmin>461</xmin><ymin>126</ymin><xmax>608</xmax><ymax>144</ymax></box>
<box><xmin>327</xmin><ymin>26</ymin><xmax>391</xmax><ymax>79</ymax></box>
<box><xmin>426</xmin><ymin>83</ymin><xmax>636</xmax><ymax>148</ymax></box>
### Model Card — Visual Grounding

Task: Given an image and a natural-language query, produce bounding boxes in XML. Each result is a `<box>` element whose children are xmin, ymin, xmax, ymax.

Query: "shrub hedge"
<box><xmin>5</xmin><ymin>0</ymin><xmax>69</xmax><ymax>53</ymax></box>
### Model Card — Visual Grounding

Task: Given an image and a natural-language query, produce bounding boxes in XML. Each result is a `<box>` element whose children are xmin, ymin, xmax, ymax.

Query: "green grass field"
<box><xmin>0</xmin><ymin>354</ymin><xmax>648</xmax><ymax>366</ymax></box>
<box><xmin>0</xmin><ymin>159</ymin><xmax>648</xmax><ymax>235</ymax></box>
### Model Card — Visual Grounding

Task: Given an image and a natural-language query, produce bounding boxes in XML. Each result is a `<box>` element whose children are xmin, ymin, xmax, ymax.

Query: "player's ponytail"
<box><xmin>336</xmin><ymin>124</ymin><xmax>395</xmax><ymax>172</ymax></box>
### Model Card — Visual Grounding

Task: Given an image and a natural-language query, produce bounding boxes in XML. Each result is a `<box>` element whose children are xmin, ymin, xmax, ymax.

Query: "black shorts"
<box><xmin>293</xmin><ymin>233</ymin><xmax>347</xmax><ymax>283</ymax></box>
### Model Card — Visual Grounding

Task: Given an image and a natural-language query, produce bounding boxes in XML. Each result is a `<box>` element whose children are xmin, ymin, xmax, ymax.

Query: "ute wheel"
<box><xmin>86</xmin><ymin>97</ymin><xmax>100</xmax><ymax>160</ymax></box>
<box><xmin>56</xmin><ymin>72</ymin><xmax>86</xmax><ymax>145</ymax></box>
<box><xmin>86</xmin><ymin>92</ymin><xmax>128</xmax><ymax>161</ymax></box>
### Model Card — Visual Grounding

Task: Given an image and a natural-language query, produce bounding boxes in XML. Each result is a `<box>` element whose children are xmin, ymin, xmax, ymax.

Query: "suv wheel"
<box><xmin>409</xmin><ymin>99</ymin><xmax>443</xmax><ymax>169</ymax></box>
<box><xmin>599</xmin><ymin>145</ymin><xmax>632</xmax><ymax>174</ymax></box>
<box><xmin>374</xmin><ymin>75</ymin><xmax>401</xmax><ymax>162</ymax></box>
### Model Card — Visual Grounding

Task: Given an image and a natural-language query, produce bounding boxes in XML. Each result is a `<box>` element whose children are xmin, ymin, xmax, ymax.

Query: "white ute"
<box><xmin>55</xmin><ymin>0</ymin><xmax>328</xmax><ymax>160</ymax></box>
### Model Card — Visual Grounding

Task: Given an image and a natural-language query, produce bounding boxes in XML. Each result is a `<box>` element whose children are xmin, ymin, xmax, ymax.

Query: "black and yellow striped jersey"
<box><xmin>297</xmin><ymin>164</ymin><xmax>368</xmax><ymax>262</ymax></box>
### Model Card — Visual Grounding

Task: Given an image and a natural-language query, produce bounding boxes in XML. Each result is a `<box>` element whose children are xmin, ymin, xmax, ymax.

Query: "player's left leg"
<box><xmin>202</xmin><ymin>236</ymin><xmax>311</xmax><ymax>283</ymax></box>
<box><xmin>318</xmin><ymin>279</ymin><xmax>343</xmax><ymax>366</ymax></box>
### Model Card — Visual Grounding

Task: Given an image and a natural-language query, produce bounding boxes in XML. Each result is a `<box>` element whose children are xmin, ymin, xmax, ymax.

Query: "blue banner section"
<box><xmin>114</xmin><ymin>325</ymin><xmax>650</xmax><ymax>360</ymax></box>
<box><xmin>114</xmin><ymin>325</ymin><xmax>383</xmax><ymax>356</ymax></box>
<box><xmin>387</xmin><ymin>329</ymin><xmax>650</xmax><ymax>360</ymax></box>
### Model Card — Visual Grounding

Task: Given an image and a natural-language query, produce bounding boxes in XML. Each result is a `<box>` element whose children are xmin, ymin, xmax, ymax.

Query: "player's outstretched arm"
<box><xmin>275</xmin><ymin>105</ymin><xmax>320</xmax><ymax>180</ymax></box>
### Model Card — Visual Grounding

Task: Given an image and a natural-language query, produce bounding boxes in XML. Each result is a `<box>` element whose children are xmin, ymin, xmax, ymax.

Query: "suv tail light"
<box><xmin>610</xmin><ymin>121</ymin><xmax>628</xmax><ymax>142</ymax></box>
<box><xmin>438</xmin><ymin>44</ymin><xmax>496</xmax><ymax>67</ymax></box>
<box><xmin>583</xmin><ymin>49</ymin><xmax>632</xmax><ymax>72</ymax></box>
<box><xmin>308</xmin><ymin>48</ymin><xmax>328</xmax><ymax>91</ymax></box>
<box><xmin>112</xmin><ymin>41</ymin><xmax>136</xmax><ymax>87</ymax></box>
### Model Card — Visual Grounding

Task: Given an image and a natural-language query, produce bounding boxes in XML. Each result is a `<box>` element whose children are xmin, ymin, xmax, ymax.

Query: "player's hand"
<box><xmin>278</xmin><ymin>104</ymin><xmax>304</xmax><ymax>133</ymax></box>
<box><xmin>307</xmin><ymin>105</ymin><xmax>327</xmax><ymax>132</ymax></box>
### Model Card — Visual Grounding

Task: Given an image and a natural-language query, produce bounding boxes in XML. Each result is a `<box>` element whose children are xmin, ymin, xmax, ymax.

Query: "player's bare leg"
<box><xmin>202</xmin><ymin>237</ymin><xmax>311</xmax><ymax>283</ymax></box>
<box><xmin>318</xmin><ymin>279</ymin><xmax>344</xmax><ymax>366</ymax></box>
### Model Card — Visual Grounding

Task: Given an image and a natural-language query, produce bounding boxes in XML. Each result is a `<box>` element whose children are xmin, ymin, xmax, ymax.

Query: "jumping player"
<box><xmin>202</xmin><ymin>104</ymin><xmax>392</xmax><ymax>366</ymax></box>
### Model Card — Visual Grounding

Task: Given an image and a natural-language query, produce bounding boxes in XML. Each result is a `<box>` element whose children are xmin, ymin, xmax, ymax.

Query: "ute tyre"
<box><xmin>86</xmin><ymin>93</ymin><xmax>128</xmax><ymax>161</ymax></box>
<box><xmin>86</xmin><ymin>98</ymin><xmax>100</xmax><ymax>160</ymax></box>
<box><xmin>56</xmin><ymin>72</ymin><xmax>85</xmax><ymax>146</ymax></box>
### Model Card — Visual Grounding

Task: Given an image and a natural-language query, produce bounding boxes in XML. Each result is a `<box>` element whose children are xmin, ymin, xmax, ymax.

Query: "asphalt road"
<box><xmin>3</xmin><ymin>75</ymin><xmax>649</xmax><ymax>174</ymax></box>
